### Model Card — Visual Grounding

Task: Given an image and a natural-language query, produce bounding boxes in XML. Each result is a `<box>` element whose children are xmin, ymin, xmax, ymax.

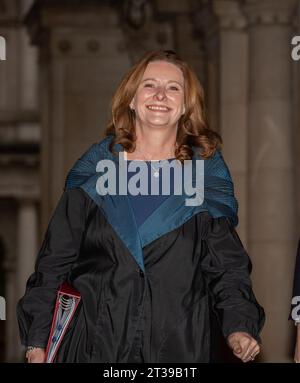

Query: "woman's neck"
<box><xmin>127</xmin><ymin>127</ymin><xmax>177</xmax><ymax>161</ymax></box>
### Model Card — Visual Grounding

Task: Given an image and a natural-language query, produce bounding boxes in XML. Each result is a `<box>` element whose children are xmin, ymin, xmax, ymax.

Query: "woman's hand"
<box><xmin>26</xmin><ymin>347</ymin><xmax>46</xmax><ymax>363</ymax></box>
<box><xmin>294</xmin><ymin>325</ymin><xmax>300</xmax><ymax>363</ymax></box>
<box><xmin>227</xmin><ymin>331</ymin><xmax>260</xmax><ymax>362</ymax></box>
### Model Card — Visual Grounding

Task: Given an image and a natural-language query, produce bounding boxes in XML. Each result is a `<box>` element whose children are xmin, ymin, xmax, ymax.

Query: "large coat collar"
<box><xmin>64</xmin><ymin>134</ymin><xmax>238</xmax><ymax>272</ymax></box>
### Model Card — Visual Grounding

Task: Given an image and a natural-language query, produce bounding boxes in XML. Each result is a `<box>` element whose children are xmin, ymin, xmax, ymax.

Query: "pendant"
<box><xmin>153</xmin><ymin>171</ymin><xmax>159</xmax><ymax>178</ymax></box>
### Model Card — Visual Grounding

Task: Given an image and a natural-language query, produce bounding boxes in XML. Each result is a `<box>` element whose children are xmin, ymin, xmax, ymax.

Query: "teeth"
<box><xmin>147</xmin><ymin>105</ymin><xmax>168</xmax><ymax>111</ymax></box>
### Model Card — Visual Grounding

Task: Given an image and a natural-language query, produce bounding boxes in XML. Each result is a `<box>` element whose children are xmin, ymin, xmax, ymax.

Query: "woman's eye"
<box><xmin>143</xmin><ymin>83</ymin><xmax>180</xmax><ymax>91</ymax></box>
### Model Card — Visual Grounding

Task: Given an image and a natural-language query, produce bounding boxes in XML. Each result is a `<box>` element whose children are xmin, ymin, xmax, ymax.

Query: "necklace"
<box><xmin>134</xmin><ymin>147</ymin><xmax>175</xmax><ymax>178</ymax></box>
<box><xmin>149</xmin><ymin>160</ymin><xmax>162</xmax><ymax>178</ymax></box>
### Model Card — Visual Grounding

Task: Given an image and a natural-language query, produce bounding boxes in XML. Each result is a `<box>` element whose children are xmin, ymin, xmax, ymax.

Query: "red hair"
<box><xmin>105</xmin><ymin>50</ymin><xmax>222</xmax><ymax>161</ymax></box>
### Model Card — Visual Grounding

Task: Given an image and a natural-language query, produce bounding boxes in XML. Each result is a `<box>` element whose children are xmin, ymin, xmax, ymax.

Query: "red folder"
<box><xmin>44</xmin><ymin>282</ymin><xmax>81</xmax><ymax>363</ymax></box>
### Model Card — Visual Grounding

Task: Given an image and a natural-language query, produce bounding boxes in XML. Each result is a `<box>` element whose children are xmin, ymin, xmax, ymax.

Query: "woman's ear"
<box><xmin>130</xmin><ymin>98</ymin><xmax>135</xmax><ymax>110</ymax></box>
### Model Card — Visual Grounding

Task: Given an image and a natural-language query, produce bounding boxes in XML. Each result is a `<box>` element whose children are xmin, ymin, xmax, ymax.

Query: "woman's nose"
<box><xmin>154</xmin><ymin>86</ymin><xmax>167</xmax><ymax>100</ymax></box>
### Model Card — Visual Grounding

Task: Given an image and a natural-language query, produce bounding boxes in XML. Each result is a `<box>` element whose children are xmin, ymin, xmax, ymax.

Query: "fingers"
<box><xmin>242</xmin><ymin>343</ymin><xmax>260</xmax><ymax>363</ymax></box>
<box><xmin>27</xmin><ymin>355</ymin><xmax>44</xmax><ymax>363</ymax></box>
<box><xmin>233</xmin><ymin>337</ymin><xmax>260</xmax><ymax>363</ymax></box>
<box><xmin>294</xmin><ymin>342</ymin><xmax>300</xmax><ymax>363</ymax></box>
<box><xmin>26</xmin><ymin>349</ymin><xmax>46</xmax><ymax>363</ymax></box>
<box><xmin>228</xmin><ymin>332</ymin><xmax>261</xmax><ymax>363</ymax></box>
<box><xmin>231</xmin><ymin>341</ymin><xmax>243</xmax><ymax>356</ymax></box>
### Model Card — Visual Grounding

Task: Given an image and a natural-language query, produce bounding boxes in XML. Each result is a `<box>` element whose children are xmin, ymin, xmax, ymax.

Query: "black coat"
<box><xmin>291</xmin><ymin>239</ymin><xmax>300</xmax><ymax>321</ymax></box>
<box><xmin>292</xmin><ymin>240</ymin><xmax>300</xmax><ymax>297</ymax></box>
<box><xmin>17</xmin><ymin>136</ymin><xmax>265</xmax><ymax>363</ymax></box>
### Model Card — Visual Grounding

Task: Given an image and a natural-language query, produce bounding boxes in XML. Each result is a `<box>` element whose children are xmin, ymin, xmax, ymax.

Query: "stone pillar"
<box><xmin>19</xmin><ymin>28</ymin><xmax>38</xmax><ymax>111</ymax></box>
<box><xmin>25</xmin><ymin>0</ymin><xmax>131</xmax><ymax>234</ymax></box>
<box><xmin>154</xmin><ymin>1</ymin><xmax>206</xmax><ymax>85</ymax></box>
<box><xmin>4</xmin><ymin>197</ymin><xmax>38</xmax><ymax>362</ymax></box>
<box><xmin>3</xmin><ymin>251</ymin><xmax>16</xmax><ymax>362</ymax></box>
<box><xmin>19</xmin><ymin>0</ymin><xmax>38</xmax><ymax>111</ymax></box>
<box><xmin>194</xmin><ymin>2</ymin><xmax>220</xmax><ymax>138</ymax></box>
<box><xmin>243</xmin><ymin>0</ymin><xmax>297</xmax><ymax>362</ymax></box>
<box><xmin>16</xmin><ymin>198</ymin><xmax>38</xmax><ymax>301</ymax></box>
<box><xmin>213</xmin><ymin>0</ymin><xmax>249</xmax><ymax>245</ymax></box>
<box><xmin>13</xmin><ymin>197</ymin><xmax>38</xmax><ymax>361</ymax></box>
<box><xmin>194</xmin><ymin>0</ymin><xmax>249</xmax><ymax>244</ymax></box>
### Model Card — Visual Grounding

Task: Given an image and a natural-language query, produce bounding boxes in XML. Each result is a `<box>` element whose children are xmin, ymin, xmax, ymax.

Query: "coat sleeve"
<box><xmin>201</xmin><ymin>214</ymin><xmax>265</xmax><ymax>342</ymax></box>
<box><xmin>16</xmin><ymin>187</ymin><xmax>89</xmax><ymax>348</ymax></box>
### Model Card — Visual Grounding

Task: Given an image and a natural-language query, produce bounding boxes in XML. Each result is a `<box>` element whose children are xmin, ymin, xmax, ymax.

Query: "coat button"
<box><xmin>139</xmin><ymin>270</ymin><xmax>144</xmax><ymax>278</ymax></box>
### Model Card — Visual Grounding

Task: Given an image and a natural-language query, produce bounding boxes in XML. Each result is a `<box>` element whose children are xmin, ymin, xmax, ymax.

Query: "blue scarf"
<box><xmin>64</xmin><ymin>134</ymin><xmax>238</xmax><ymax>272</ymax></box>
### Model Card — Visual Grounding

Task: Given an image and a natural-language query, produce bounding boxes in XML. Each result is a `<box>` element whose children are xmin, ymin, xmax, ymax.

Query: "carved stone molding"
<box><xmin>190</xmin><ymin>0</ymin><xmax>248</xmax><ymax>60</ymax></box>
<box><xmin>52</xmin><ymin>36</ymin><xmax>103</xmax><ymax>57</ymax></box>
<box><xmin>193</xmin><ymin>0</ymin><xmax>247</xmax><ymax>40</ymax></box>
<box><xmin>243</xmin><ymin>0</ymin><xmax>297</xmax><ymax>26</ymax></box>
<box><xmin>119</xmin><ymin>0</ymin><xmax>175</xmax><ymax>63</ymax></box>
<box><xmin>24</xmin><ymin>0</ymin><xmax>118</xmax><ymax>47</ymax></box>
<box><xmin>124</xmin><ymin>0</ymin><xmax>148</xmax><ymax>30</ymax></box>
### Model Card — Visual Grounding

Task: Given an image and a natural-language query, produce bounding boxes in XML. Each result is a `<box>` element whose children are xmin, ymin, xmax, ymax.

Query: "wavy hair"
<box><xmin>105</xmin><ymin>50</ymin><xmax>222</xmax><ymax>160</ymax></box>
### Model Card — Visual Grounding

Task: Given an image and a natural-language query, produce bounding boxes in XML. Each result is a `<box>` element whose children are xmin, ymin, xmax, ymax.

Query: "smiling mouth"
<box><xmin>146</xmin><ymin>105</ymin><xmax>170</xmax><ymax>112</ymax></box>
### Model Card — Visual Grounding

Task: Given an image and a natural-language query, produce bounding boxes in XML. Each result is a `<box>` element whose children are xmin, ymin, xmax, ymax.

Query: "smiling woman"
<box><xmin>129</xmin><ymin>60</ymin><xmax>185</xmax><ymax>133</ymax></box>
<box><xmin>106</xmin><ymin>50</ymin><xmax>221</xmax><ymax>162</ymax></box>
<box><xmin>17</xmin><ymin>50</ymin><xmax>265</xmax><ymax>363</ymax></box>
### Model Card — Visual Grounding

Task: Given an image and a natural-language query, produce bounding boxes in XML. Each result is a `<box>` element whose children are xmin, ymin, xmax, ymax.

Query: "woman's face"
<box><xmin>130</xmin><ymin>60</ymin><xmax>185</xmax><ymax>130</ymax></box>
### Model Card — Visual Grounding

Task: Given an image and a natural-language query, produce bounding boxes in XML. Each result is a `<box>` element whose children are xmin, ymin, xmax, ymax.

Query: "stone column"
<box><xmin>214</xmin><ymin>0</ymin><xmax>249</xmax><ymax>245</ymax></box>
<box><xmin>154</xmin><ymin>1</ymin><xmax>206</xmax><ymax>85</ymax></box>
<box><xmin>243</xmin><ymin>0</ymin><xmax>297</xmax><ymax>362</ymax></box>
<box><xmin>25</xmin><ymin>0</ymin><xmax>131</xmax><ymax>234</ymax></box>
<box><xmin>5</xmin><ymin>197</ymin><xmax>38</xmax><ymax>362</ymax></box>
<box><xmin>193</xmin><ymin>2</ymin><xmax>220</xmax><ymax>139</ymax></box>
<box><xmin>16</xmin><ymin>198</ymin><xmax>38</xmax><ymax>301</ymax></box>
<box><xmin>3</xmin><ymin>253</ymin><xmax>16</xmax><ymax>362</ymax></box>
<box><xmin>19</xmin><ymin>0</ymin><xmax>38</xmax><ymax>111</ymax></box>
<box><xmin>194</xmin><ymin>0</ymin><xmax>249</xmax><ymax>244</ymax></box>
<box><xmin>12</xmin><ymin>197</ymin><xmax>38</xmax><ymax>361</ymax></box>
